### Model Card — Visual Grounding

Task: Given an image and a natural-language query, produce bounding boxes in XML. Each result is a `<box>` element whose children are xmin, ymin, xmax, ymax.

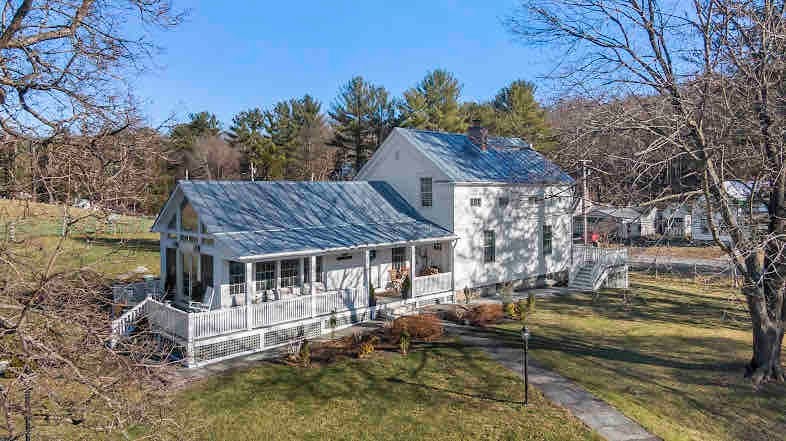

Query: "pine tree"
<box><xmin>400</xmin><ymin>69</ymin><xmax>464</xmax><ymax>133</ymax></box>
<box><xmin>329</xmin><ymin>76</ymin><xmax>395</xmax><ymax>174</ymax></box>
<box><xmin>170</xmin><ymin>112</ymin><xmax>222</xmax><ymax>151</ymax></box>
<box><xmin>229</xmin><ymin>108</ymin><xmax>285</xmax><ymax>180</ymax></box>
<box><xmin>492</xmin><ymin>80</ymin><xmax>554</xmax><ymax>151</ymax></box>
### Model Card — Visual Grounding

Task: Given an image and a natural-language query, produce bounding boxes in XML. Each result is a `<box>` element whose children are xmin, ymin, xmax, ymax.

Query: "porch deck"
<box><xmin>111</xmin><ymin>271</ymin><xmax>455</xmax><ymax>367</ymax></box>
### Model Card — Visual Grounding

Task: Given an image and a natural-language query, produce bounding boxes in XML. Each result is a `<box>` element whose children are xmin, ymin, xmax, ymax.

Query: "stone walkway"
<box><xmin>444</xmin><ymin>322</ymin><xmax>661</xmax><ymax>441</ymax></box>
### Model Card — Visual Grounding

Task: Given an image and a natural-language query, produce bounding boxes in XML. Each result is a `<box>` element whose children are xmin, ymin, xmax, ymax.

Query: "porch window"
<box><xmin>316</xmin><ymin>256</ymin><xmax>323</xmax><ymax>283</ymax></box>
<box><xmin>392</xmin><ymin>247</ymin><xmax>406</xmax><ymax>270</ymax></box>
<box><xmin>543</xmin><ymin>225</ymin><xmax>553</xmax><ymax>255</ymax></box>
<box><xmin>280</xmin><ymin>259</ymin><xmax>299</xmax><ymax>288</ymax></box>
<box><xmin>420</xmin><ymin>177</ymin><xmax>433</xmax><ymax>207</ymax></box>
<box><xmin>470</xmin><ymin>197</ymin><xmax>481</xmax><ymax>207</ymax></box>
<box><xmin>200</xmin><ymin>254</ymin><xmax>214</xmax><ymax>289</ymax></box>
<box><xmin>498</xmin><ymin>196</ymin><xmax>509</xmax><ymax>207</ymax></box>
<box><xmin>483</xmin><ymin>230</ymin><xmax>495</xmax><ymax>263</ymax></box>
<box><xmin>304</xmin><ymin>258</ymin><xmax>310</xmax><ymax>283</ymax></box>
<box><xmin>180</xmin><ymin>200</ymin><xmax>198</xmax><ymax>232</ymax></box>
<box><xmin>255</xmin><ymin>262</ymin><xmax>275</xmax><ymax>290</ymax></box>
<box><xmin>229</xmin><ymin>261</ymin><xmax>245</xmax><ymax>285</ymax></box>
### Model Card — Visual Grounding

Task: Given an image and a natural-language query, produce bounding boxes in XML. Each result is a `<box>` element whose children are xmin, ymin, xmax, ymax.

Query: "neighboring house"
<box><xmin>575</xmin><ymin>206</ymin><xmax>657</xmax><ymax>241</ymax></box>
<box><xmin>657</xmin><ymin>204</ymin><xmax>692</xmax><ymax>239</ymax></box>
<box><xmin>691</xmin><ymin>180</ymin><xmax>768</xmax><ymax>243</ymax></box>
<box><xmin>112</xmin><ymin>125</ymin><xmax>628</xmax><ymax>368</ymax></box>
<box><xmin>356</xmin><ymin>127</ymin><xmax>575</xmax><ymax>292</ymax></box>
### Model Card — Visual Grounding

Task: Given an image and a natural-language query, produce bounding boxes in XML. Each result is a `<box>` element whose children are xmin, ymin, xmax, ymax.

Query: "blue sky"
<box><xmin>132</xmin><ymin>0</ymin><xmax>557</xmax><ymax>129</ymax></box>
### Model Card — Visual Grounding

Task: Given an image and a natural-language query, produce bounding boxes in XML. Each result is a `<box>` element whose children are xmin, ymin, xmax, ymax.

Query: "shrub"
<box><xmin>504</xmin><ymin>302</ymin><xmax>517</xmax><ymax>319</ymax></box>
<box><xmin>399</xmin><ymin>329</ymin><xmax>411</xmax><ymax>356</ymax></box>
<box><xmin>518</xmin><ymin>292</ymin><xmax>536</xmax><ymax>323</ymax></box>
<box><xmin>466</xmin><ymin>304</ymin><xmax>504</xmax><ymax>326</ymax></box>
<box><xmin>390</xmin><ymin>314</ymin><xmax>443</xmax><ymax>342</ymax></box>
<box><xmin>357</xmin><ymin>335</ymin><xmax>379</xmax><ymax>359</ymax></box>
<box><xmin>401</xmin><ymin>275</ymin><xmax>411</xmax><ymax>299</ymax></box>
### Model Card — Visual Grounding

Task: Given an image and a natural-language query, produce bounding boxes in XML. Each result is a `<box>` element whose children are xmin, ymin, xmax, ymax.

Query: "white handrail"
<box><xmin>413</xmin><ymin>272</ymin><xmax>452</xmax><ymax>297</ymax></box>
<box><xmin>110</xmin><ymin>296</ymin><xmax>152</xmax><ymax>345</ymax></box>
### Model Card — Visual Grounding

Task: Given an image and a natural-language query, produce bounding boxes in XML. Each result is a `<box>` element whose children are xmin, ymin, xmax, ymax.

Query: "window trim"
<box><xmin>483</xmin><ymin>230</ymin><xmax>495</xmax><ymax>263</ymax></box>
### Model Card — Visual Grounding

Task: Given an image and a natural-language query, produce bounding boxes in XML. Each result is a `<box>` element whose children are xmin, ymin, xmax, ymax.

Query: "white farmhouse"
<box><xmin>356</xmin><ymin>127</ymin><xmax>576</xmax><ymax>292</ymax></box>
<box><xmin>110</xmin><ymin>125</ymin><xmax>628</xmax><ymax>368</ymax></box>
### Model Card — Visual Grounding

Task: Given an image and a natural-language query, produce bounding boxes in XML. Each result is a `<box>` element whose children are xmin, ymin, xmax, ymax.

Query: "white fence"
<box><xmin>413</xmin><ymin>272</ymin><xmax>452</xmax><ymax>297</ymax></box>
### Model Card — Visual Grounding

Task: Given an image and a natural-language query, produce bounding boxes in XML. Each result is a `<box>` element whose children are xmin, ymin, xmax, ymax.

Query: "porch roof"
<box><xmin>163</xmin><ymin>180</ymin><xmax>455</xmax><ymax>259</ymax></box>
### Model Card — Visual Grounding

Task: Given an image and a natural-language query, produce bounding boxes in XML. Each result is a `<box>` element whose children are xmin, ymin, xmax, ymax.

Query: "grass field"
<box><xmin>498</xmin><ymin>273</ymin><xmax>786</xmax><ymax>441</ymax></box>
<box><xmin>175</xmin><ymin>343</ymin><xmax>601</xmax><ymax>441</ymax></box>
<box><xmin>0</xmin><ymin>199</ymin><xmax>159</xmax><ymax>279</ymax></box>
<box><xmin>628</xmin><ymin>245</ymin><xmax>726</xmax><ymax>260</ymax></box>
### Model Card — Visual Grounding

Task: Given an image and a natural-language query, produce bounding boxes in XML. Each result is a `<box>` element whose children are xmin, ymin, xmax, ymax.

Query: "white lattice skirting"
<box><xmin>184</xmin><ymin>291</ymin><xmax>453</xmax><ymax>368</ymax></box>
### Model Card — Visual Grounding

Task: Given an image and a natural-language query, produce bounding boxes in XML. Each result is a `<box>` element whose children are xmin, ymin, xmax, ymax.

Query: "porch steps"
<box><xmin>568</xmin><ymin>265</ymin><xmax>596</xmax><ymax>291</ymax></box>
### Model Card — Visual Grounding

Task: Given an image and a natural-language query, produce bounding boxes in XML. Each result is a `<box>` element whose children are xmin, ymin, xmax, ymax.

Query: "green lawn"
<box><xmin>498</xmin><ymin>273</ymin><xmax>786</xmax><ymax>441</ymax></box>
<box><xmin>0</xmin><ymin>198</ymin><xmax>159</xmax><ymax>279</ymax></box>
<box><xmin>174</xmin><ymin>343</ymin><xmax>601</xmax><ymax>441</ymax></box>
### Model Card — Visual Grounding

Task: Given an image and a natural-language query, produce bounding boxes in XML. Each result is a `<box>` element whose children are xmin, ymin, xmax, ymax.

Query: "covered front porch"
<box><xmin>163</xmin><ymin>237</ymin><xmax>455</xmax><ymax>313</ymax></box>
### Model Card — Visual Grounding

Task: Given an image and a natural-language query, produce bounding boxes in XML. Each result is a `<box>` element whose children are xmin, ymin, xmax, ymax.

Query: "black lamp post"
<box><xmin>521</xmin><ymin>325</ymin><xmax>530</xmax><ymax>407</ymax></box>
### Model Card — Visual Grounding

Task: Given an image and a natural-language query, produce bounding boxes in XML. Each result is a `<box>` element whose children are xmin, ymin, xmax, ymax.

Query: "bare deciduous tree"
<box><xmin>0</xmin><ymin>1</ymin><xmax>186</xmax><ymax>438</ymax></box>
<box><xmin>509</xmin><ymin>0</ymin><xmax>786</xmax><ymax>383</ymax></box>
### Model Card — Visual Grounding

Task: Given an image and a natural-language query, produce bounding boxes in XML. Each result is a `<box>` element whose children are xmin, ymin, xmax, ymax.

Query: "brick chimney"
<box><xmin>466</xmin><ymin>119</ymin><xmax>488</xmax><ymax>151</ymax></box>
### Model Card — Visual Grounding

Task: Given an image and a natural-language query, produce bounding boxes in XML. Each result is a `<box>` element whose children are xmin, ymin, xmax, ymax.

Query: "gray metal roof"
<box><xmin>587</xmin><ymin>207</ymin><xmax>644</xmax><ymax>220</ymax></box>
<box><xmin>171</xmin><ymin>180</ymin><xmax>454</xmax><ymax>258</ymax></box>
<box><xmin>395</xmin><ymin>128</ymin><xmax>574</xmax><ymax>184</ymax></box>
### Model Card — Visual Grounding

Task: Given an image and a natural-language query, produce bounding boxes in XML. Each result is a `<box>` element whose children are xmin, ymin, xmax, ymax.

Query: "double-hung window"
<box><xmin>420</xmin><ymin>177</ymin><xmax>433</xmax><ymax>207</ymax></box>
<box><xmin>280</xmin><ymin>259</ymin><xmax>299</xmax><ymax>288</ymax></box>
<box><xmin>256</xmin><ymin>262</ymin><xmax>275</xmax><ymax>290</ymax></box>
<box><xmin>392</xmin><ymin>247</ymin><xmax>406</xmax><ymax>270</ymax></box>
<box><xmin>543</xmin><ymin>225</ymin><xmax>553</xmax><ymax>255</ymax></box>
<box><xmin>483</xmin><ymin>230</ymin><xmax>495</xmax><ymax>263</ymax></box>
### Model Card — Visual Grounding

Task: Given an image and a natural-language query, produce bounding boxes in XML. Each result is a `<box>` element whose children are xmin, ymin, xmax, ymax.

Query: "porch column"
<box><xmin>449</xmin><ymin>240</ymin><xmax>456</xmax><ymax>295</ymax></box>
<box><xmin>158</xmin><ymin>237</ymin><xmax>166</xmax><ymax>293</ymax></box>
<box><xmin>275</xmin><ymin>260</ymin><xmax>281</xmax><ymax>290</ymax></box>
<box><xmin>408</xmin><ymin>245</ymin><xmax>416</xmax><ymax>300</ymax></box>
<box><xmin>363</xmin><ymin>248</ymin><xmax>371</xmax><ymax>300</ymax></box>
<box><xmin>175</xmin><ymin>247</ymin><xmax>183</xmax><ymax>304</ymax></box>
<box><xmin>298</xmin><ymin>258</ymin><xmax>305</xmax><ymax>293</ymax></box>
<box><xmin>245</xmin><ymin>262</ymin><xmax>253</xmax><ymax>330</ymax></box>
<box><xmin>309</xmin><ymin>255</ymin><xmax>317</xmax><ymax>317</ymax></box>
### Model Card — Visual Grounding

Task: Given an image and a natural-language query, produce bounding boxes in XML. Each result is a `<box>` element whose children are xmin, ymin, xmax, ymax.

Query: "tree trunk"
<box><xmin>746</xmin><ymin>322</ymin><xmax>784</xmax><ymax>384</ymax></box>
<box><xmin>744</xmin><ymin>280</ymin><xmax>785</xmax><ymax>385</ymax></box>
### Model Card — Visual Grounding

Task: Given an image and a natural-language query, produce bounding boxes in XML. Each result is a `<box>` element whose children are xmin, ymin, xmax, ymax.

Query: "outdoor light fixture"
<box><xmin>521</xmin><ymin>325</ymin><xmax>530</xmax><ymax>407</ymax></box>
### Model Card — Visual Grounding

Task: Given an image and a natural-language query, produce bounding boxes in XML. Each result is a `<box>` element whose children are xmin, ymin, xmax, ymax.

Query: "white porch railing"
<box><xmin>112</xmin><ymin>278</ymin><xmax>161</xmax><ymax>306</ymax></box>
<box><xmin>111</xmin><ymin>287</ymin><xmax>371</xmax><ymax>343</ymax></box>
<box><xmin>413</xmin><ymin>272</ymin><xmax>452</xmax><ymax>297</ymax></box>
<box><xmin>571</xmin><ymin>245</ymin><xmax>628</xmax><ymax>290</ymax></box>
<box><xmin>191</xmin><ymin>306</ymin><xmax>248</xmax><ymax>339</ymax></box>
<box><xmin>145</xmin><ymin>299</ymin><xmax>190</xmax><ymax>340</ymax></box>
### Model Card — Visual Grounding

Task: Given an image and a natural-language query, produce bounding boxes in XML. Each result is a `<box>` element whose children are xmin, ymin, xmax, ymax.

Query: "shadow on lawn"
<box><xmin>71</xmin><ymin>235</ymin><xmax>160</xmax><ymax>252</ymax></box>
<box><xmin>534</xmin><ymin>286</ymin><xmax>749</xmax><ymax>332</ymax></box>
<box><xmin>193</xmin><ymin>340</ymin><xmax>526</xmax><ymax>415</ymax></box>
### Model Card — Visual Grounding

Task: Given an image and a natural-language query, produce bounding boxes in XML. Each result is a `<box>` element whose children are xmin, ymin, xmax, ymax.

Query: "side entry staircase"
<box><xmin>569</xmin><ymin>245</ymin><xmax>629</xmax><ymax>291</ymax></box>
